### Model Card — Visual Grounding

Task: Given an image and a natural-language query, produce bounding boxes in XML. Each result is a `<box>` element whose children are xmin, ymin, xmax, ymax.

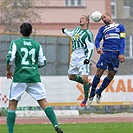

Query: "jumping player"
<box><xmin>61</xmin><ymin>15</ymin><xmax>94</xmax><ymax>107</ymax></box>
<box><xmin>6</xmin><ymin>22</ymin><xmax>64</xmax><ymax>133</ymax></box>
<box><xmin>88</xmin><ymin>13</ymin><xmax>126</xmax><ymax>104</ymax></box>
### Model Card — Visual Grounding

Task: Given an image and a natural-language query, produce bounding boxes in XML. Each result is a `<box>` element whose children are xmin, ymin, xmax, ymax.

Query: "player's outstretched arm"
<box><xmin>61</xmin><ymin>28</ymin><xmax>65</xmax><ymax>33</ymax></box>
<box><xmin>61</xmin><ymin>28</ymin><xmax>74</xmax><ymax>37</ymax></box>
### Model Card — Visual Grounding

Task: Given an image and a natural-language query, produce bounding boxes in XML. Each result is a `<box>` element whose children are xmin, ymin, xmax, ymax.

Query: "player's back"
<box><xmin>12</xmin><ymin>37</ymin><xmax>41</xmax><ymax>83</ymax></box>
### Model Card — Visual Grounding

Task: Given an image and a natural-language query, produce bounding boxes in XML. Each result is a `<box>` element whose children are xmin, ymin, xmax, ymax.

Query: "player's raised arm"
<box><xmin>61</xmin><ymin>28</ymin><xmax>74</xmax><ymax>37</ymax></box>
<box><xmin>118</xmin><ymin>24</ymin><xmax>126</xmax><ymax>63</ymax></box>
<box><xmin>119</xmin><ymin>24</ymin><xmax>126</xmax><ymax>54</ymax></box>
<box><xmin>95</xmin><ymin>28</ymin><xmax>104</xmax><ymax>50</ymax></box>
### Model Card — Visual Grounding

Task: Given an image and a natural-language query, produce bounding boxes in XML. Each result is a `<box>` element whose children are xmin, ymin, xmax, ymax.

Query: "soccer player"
<box><xmin>61</xmin><ymin>15</ymin><xmax>94</xmax><ymax>107</ymax></box>
<box><xmin>88</xmin><ymin>13</ymin><xmax>126</xmax><ymax>104</ymax></box>
<box><xmin>6</xmin><ymin>23</ymin><xmax>64</xmax><ymax>133</ymax></box>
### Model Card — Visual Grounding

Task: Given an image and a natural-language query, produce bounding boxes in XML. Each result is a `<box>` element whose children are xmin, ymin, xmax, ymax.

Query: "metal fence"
<box><xmin>0</xmin><ymin>33</ymin><xmax>132</xmax><ymax>76</ymax></box>
<box><xmin>0</xmin><ymin>34</ymin><xmax>71</xmax><ymax>76</ymax></box>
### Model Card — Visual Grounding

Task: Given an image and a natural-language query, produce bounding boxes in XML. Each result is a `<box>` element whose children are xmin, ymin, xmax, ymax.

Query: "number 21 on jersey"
<box><xmin>21</xmin><ymin>48</ymin><xmax>35</xmax><ymax>65</ymax></box>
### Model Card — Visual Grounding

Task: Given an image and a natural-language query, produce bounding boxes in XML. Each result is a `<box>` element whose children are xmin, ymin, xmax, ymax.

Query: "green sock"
<box><xmin>7</xmin><ymin>110</ymin><xmax>16</xmax><ymax>133</ymax></box>
<box><xmin>75</xmin><ymin>75</ymin><xmax>83</xmax><ymax>84</ymax></box>
<box><xmin>84</xmin><ymin>83</ymin><xmax>91</xmax><ymax>100</ymax></box>
<box><xmin>44</xmin><ymin>106</ymin><xmax>58</xmax><ymax>127</ymax></box>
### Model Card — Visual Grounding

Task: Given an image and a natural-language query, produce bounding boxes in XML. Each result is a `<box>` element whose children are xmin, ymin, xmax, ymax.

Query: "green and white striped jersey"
<box><xmin>6</xmin><ymin>37</ymin><xmax>46</xmax><ymax>83</ymax></box>
<box><xmin>64</xmin><ymin>26</ymin><xmax>94</xmax><ymax>60</ymax></box>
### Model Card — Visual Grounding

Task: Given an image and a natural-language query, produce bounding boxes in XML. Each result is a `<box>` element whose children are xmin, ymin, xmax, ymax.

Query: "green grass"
<box><xmin>0</xmin><ymin>122</ymin><xmax>133</xmax><ymax>133</ymax></box>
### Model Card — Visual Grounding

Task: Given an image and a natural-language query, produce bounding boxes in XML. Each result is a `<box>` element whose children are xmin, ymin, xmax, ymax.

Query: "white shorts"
<box><xmin>9</xmin><ymin>82</ymin><xmax>46</xmax><ymax>101</ymax></box>
<box><xmin>68</xmin><ymin>48</ymin><xmax>89</xmax><ymax>75</ymax></box>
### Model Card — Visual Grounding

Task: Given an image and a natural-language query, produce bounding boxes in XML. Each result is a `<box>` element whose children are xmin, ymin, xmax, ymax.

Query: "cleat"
<box><xmin>88</xmin><ymin>97</ymin><xmax>94</xmax><ymax>105</ymax></box>
<box><xmin>55</xmin><ymin>125</ymin><xmax>64</xmax><ymax>133</ymax></box>
<box><xmin>80</xmin><ymin>98</ymin><xmax>87</xmax><ymax>107</ymax></box>
<box><xmin>96</xmin><ymin>94</ymin><xmax>101</xmax><ymax>104</ymax></box>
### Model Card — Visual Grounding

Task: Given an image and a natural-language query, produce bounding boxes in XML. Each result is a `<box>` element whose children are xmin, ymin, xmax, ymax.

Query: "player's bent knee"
<box><xmin>68</xmin><ymin>74</ymin><xmax>76</xmax><ymax>81</ymax></box>
<box><xmin>82</xmin><ymin>79</ymin><xmax>88</xmax><ymax>84</ymax></box>
<box><xmin>107</xmin><ymin>71</ymin><xmax>116</xmax><ymax>79</ymax></box>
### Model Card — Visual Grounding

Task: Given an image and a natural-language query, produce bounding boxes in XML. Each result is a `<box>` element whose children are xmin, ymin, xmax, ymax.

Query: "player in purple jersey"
<box><xmin>88</xmin><ymin>13</ymin><xmax>126</xmax><ymax>105</ymax></box>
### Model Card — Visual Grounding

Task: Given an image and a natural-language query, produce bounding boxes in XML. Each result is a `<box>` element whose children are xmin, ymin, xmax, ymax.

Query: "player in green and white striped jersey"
<box><xmin>6</xmin><ymin>23</ymin><xmax>63</xmax><ymax>133</ymax></box>
<box><xmin>61</xmin><ymin>15</ymin><xmax>94</xmax><ymax>107</ymax></box>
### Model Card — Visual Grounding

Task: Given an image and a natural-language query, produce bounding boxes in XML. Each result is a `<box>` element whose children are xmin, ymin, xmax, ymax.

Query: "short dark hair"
<box><xmin>20</xmin><ymin>22</ymin><xmax>32</xmax><ymax>36</ymax></box>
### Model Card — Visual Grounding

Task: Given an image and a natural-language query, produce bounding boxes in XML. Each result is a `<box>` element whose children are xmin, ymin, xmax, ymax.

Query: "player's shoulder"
<box><xmin>10</xmin><ymin>38</ymin><xmax>20</xmax><ymax>45</ymax></box>
<box><xmin>74</xmin><ymin>26</ymin><xmax>80</xmax><ymax>30</ymax></box>
<box><xmin>11</xmin><ymin>37</ymin><xmax>24</xmax><ymax>43</ymax></box>
<box><xmin>86</xmin><ymin>29</ymin><xmax>93</xmax><ymax>35</ymax></box>
<box><xmin>116</xmin><ymin>23</ymin><xmax>125</xmax><ymax>28</ymax></box>
<box><xmin>98</xmin><ymin>25</ymin><xmax>105</xmax><ymax>33</ymax></box>
<box><xmin>115</xmin><ymin>23</ymin><xmax>125</xmax><ymax>31</ymax></box>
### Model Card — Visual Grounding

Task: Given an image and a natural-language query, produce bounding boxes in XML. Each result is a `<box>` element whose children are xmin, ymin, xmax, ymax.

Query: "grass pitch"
<box><xmin>0</xmin><ymin>122</ymin><xmax>132</xmax><ymax>133</ymax></box>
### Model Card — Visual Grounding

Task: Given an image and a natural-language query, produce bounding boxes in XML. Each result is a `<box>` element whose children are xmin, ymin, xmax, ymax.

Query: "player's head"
<box><xmin>101</xmin><ymin>13</ymin><xmax>113</xmax><ymax>25</ymax></box>
<box><xmin>20</xmin><ymin>22</ymin><xmax>32</xmax><ymax>37</ymax></box>
<box><xmin>79</xmin><ymin>15</ymin><xmax>90</xmax><ymax>28</ymax></box>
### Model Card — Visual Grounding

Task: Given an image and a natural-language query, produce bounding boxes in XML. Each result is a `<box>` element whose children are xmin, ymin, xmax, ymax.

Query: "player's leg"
<box><xmin>80</xmin><ymin>49</ymin><xmax>94</xmax><ymax>106</ymax></box>
<box><xmin>88</xmin><ymin>52</ymin><xmax>108</xmax><ymax>105</ymax></box>
<box><xmin>95</xmin><ymin>70</ymin><xmax>116</xmax><ymax>103</ymax></box>
<box><xmin>38</xmin><ymin>99</ymin><xmax>58</xmax><ymax>126</ymax></box>
<box><xmin>80</xmin><ymin>74</ymin><xmax>91</xmax><ymax>107</ymax></box>
<box><xmin>68</xmin><ymin>49</ymin><xmax>91</xmax><ymax>107</ymax></box>
<box><xmin>28</xmin><ymin>83</ymin><xmax>63</xmax><ymax>133</ymax></box>
<box><xmin>68</xmin><ymin>73</ymin><xmax>84</xmax><ymax>83</ymax></box>
<box><xmin>68</xmin><ymin>73</ymin><xmax>91</xmax><ymax>107</ymax></box>
<box><xmin>95</xmin><ymin>53</ymin><xmax>119</xmax><ymax>104</ymax></box>
<box><xmin>68</xmin><ymin>73</ymin><xmax>90</xmax><ymax>107</ymax></box>
<box><xmin>68</xmin><ymin>74</ymin><xmax>76</xmax><ymax>81</ymax></box>
<box><xmin>38</xmin><ymin>99</ymin><xmax>63</xmax><ymax>133</ymax></box>
<box><xmin>89</xmin><ymin>68</ymin><xmax>104</xmax><ymax>97</ymax></box>
<box><xmin>88</xmin><ymin>68</ymin><xmax>104</xmax><ymax>104</ymax></box>
<box><xmin>67</xmin><ymin>55</ymin><xmax>83</xmax><ymax>83</ymax></box>
<box><xmin>68</xmin><ymin>49</ymin><xmax>84</xmax><ymax>83</ymax></box>
<box><xmin>79</xmin><ymin>63</ymin><xmax>92</xmax><ymax>107</ymax></box>
<box><xmin>7</xmin><ymin>83</ymin><xmax>26</xmax><ymax>133</ymax></box>
<box><xmin>7</xmin><ymin>100</ymin><xmax>18</xmax><ymax>133</ymax></box>
<box><xmin>75</xmin><ymin>75</ymin><xmax>83</xmax><ymax>84</ymax></box>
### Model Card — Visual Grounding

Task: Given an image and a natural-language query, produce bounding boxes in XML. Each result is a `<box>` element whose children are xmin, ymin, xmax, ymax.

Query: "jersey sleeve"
<box><xmin>64</xmin><ymin>28</ymin><xmax>74</xmax><ymax>37</ymax></box>
<box><xmin>6</xmin><ymin>41</ymin><xmax>17</xmax><ymax>65</ymax></box>
<box><xmin>95</xmin><ymin>27</ymin><xmax>104</xmax><ymax>49</ymax></box>
<box><xmin>84</xmin><ymin>33</ymin><xmax>94</xmax><ymax>61</ymax></box>
<box><xmin>119</xmin><ymin>24</ymin><xmax>126</xmax><ymax>54</ymax></box>
<box><xmin>38</xmin><ymin>45</ymin><xmax>46</xmax><ymax>68</ymax></box>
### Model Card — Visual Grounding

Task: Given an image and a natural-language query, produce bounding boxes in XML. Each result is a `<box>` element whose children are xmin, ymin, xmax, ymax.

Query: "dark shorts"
<box><xmin>96</xmin><ymin>51</ymin><xmax>119</xmax><ymax>72</ymax></box>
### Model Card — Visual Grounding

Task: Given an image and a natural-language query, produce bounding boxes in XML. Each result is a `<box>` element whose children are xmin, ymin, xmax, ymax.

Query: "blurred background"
<box><xmin>0</xmin><ymin>0</ymin><xmax>133</xmax><ymax>116</ymax></box>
